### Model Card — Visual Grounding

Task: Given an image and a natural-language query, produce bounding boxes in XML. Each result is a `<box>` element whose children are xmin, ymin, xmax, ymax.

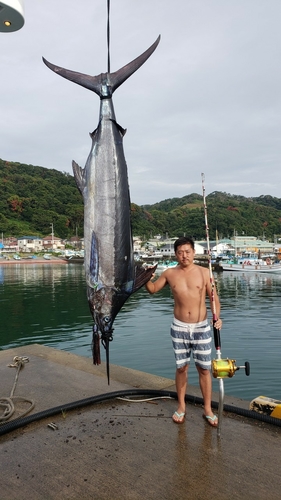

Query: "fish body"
<box><xmin>43</xmin><ymin>37</ymin><xmax>159</xmax><ymax>378</ymax></box>
<box><xmin>74</xmin><ymin>96</ymin><xmax>133</xmax><ymax>333</ymax></box>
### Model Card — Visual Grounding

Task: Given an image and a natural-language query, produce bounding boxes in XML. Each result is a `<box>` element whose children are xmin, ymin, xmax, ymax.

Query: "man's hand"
<box><xmin>213</xmin><ymin>318</ymin><xmax>222</xmax><ymax>330</ymax></box>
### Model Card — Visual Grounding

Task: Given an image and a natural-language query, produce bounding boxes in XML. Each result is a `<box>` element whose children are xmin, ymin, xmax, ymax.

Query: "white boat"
<box><xmin>152</xmin><ymin>252</ymin><xmax>164</xmax><ymax>258</ymax></box>
<box><xmin>63</xmin><ymin>251</ymin><xmax>84</xmax><ymax>263</ymax></box>
<box><xmin>155</xmin><ymin>260</ymin><xmax>178</xmax><ymax>272</ymax></box>
<box><xmin>221</xmin><ymin>260</ymin><xmax>281</xmax><ymax>273</ymax></box>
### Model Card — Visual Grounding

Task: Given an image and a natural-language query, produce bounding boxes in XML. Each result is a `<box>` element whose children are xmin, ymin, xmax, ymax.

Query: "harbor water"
<box><xmin>1</xmin><ymin>262</ymin><xmax>281</xmax><ymax>402</ymax></box>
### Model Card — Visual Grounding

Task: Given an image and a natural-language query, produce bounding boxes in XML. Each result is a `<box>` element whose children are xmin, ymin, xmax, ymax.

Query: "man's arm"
<box><xmin>145</xmin><ymin>271</ymin><xmax>168</xmax><ymax>294</ymax></box>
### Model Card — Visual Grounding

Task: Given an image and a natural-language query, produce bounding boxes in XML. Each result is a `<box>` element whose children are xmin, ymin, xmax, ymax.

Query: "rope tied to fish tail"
<box><xmin>107</xmin><ymin>0</ymin><xmax>111</xmax><ymax>73</ymax></box>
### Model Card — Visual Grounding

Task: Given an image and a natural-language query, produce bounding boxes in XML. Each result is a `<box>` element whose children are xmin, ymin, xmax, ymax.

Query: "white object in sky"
<box><xmin>0</xmin><ymin>0</ymin><xmax>24</xmax><ymax>32</ymax></box>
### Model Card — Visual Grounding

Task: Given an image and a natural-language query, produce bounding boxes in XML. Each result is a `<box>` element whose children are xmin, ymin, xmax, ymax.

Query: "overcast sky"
<box><xmin>1</xmin><ymin>0</ymin><xmax>281</xmax><ymax>205</ymax></box>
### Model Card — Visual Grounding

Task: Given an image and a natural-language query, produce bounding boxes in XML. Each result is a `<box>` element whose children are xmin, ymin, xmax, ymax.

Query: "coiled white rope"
<box><xmin>0</xmin><ymin>356</ymin><xmax>35</xmax><ymax>423</ymax></box>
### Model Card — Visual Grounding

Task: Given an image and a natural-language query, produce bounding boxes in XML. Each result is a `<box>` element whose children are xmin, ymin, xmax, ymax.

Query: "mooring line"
<box><xmin>0</xmin><ymin>356</ymin><xmax>35</xmax><ymax>424</ymax></box>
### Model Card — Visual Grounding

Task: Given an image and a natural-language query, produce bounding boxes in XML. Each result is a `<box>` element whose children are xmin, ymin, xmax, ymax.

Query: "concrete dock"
<box><xmin>1</xmin><ymin>344</ymin><xmax>281</xmax><ymax>500</ymax></box>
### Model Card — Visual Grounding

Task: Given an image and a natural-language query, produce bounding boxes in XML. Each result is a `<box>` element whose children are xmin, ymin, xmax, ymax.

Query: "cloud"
<box><xmin>1</xmin><ymin>0</ymin><xmax>281</xmax><ymax>204</ymax></box>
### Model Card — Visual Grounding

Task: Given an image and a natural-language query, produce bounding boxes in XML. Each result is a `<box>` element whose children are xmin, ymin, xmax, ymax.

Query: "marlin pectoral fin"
<box><xmin>90</xmin><ymin>231</ymin><xmax>99</xmax><ymax>284</ymax></box>
<box><xmin>72</xmin><ymin>160</ymin><xmax>85</xmax><ymax>195</ymax></box>
<box><xmin>133</xmin><ymin>264</ymin><xmax>158</xmax><ymax>292</ymax></box>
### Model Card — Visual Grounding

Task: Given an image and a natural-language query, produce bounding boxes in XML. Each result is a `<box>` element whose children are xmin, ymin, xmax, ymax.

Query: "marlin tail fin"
<box><xmin>42</xmin><ymin>35</ymin><xmax>160</xmax><ymax>98</ymax></box>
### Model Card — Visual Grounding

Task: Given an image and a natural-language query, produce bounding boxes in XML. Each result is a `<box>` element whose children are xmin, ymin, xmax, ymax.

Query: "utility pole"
<box><xmin>50</xmin><ymin>223</ymin><xmax>54</xmax><ymax>250</ymax></box>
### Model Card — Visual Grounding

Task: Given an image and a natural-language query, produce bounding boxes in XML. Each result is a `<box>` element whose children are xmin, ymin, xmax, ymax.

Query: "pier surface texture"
<box><xmin>1</xmin><ymin>344</ymin><xmax>281</xmax><ymax>500</ymax></box>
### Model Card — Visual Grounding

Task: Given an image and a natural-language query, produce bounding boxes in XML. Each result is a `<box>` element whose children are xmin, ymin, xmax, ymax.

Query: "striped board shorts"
<box><xmin>171</xmin><ymin>317</ymin><xmax>212</xmax><ymax>370</ymax></box>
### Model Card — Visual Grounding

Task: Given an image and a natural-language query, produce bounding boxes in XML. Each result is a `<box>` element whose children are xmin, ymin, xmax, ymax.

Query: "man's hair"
<box><xmin>174</xmin><ymin>236</ymin><xmax>195</xmax><ymax>253</ymax></box>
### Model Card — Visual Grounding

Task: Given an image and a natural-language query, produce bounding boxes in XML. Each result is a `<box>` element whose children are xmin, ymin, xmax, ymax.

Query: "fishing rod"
<box><xmin>201</xmin><ymin>174</ymin><xmax>221</xmax><ymax>351</ymax></box>
<box><xmin>201</xmin><ymin>173</ymin><xmax>224</xmax><ymax>436</ymax></box>
<box><xmin>201</xmin><ymin>173</ymin><xmax>250</xmax><ymax>437</ymax></box>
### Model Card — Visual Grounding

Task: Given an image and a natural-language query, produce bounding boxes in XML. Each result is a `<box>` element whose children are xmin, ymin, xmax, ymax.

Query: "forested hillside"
<box><xmin>0</xmin><ymin>159</ymin><xmax>83</xmax><ymax>238</ymax></box>
<box><xmin>133</xmin><ymin>191</ymin><xmax>281</xmax><ymax>241</ymax></box>
<box><xmin>1</xmin><ymin>158</ymin><xmax>281</xmax><ymax>241</ymax></box>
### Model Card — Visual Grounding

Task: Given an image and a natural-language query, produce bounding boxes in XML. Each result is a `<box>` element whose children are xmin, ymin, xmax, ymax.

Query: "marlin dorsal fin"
<box><xmin>72</xmin><ymin>160</ymin><xmax>85</xmax><ymax>195</ymax></box>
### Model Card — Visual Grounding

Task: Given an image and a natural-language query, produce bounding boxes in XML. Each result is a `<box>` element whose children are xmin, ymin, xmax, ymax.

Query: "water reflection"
<box><xmin>0</xmin><ymin>264</ymin><xmax>92</xmax><ymax>356</ymax></box>
<box><xmin>1</xmin><ymin>265</ymin><xmax>281</xmax><ymax>401</ymax></box>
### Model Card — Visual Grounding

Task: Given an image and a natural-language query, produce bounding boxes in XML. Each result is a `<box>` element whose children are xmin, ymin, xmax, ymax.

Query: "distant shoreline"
<box><xmin>0</xmin><ymin>258</ymin><xmax>68</xmax><ymax>265</ymax></box>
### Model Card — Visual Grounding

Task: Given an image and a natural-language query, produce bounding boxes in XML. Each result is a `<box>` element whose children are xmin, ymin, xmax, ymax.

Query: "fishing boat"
<box><xmin>64</xmin><ymin>255</ymin><xmax>84</xmax><ymax>263</ymax></box>
<box><xmin>220</xmin><ymin>254</ymin><xmax>281</xmax><ymax>273</ymax></box>
<box><xmin>62</xmin><ymin>250</ymin><xmax>84</xmax><ymax>263</ymax></box>
<box><xmin>155</xmin><ymin>260</ymin><xmax>178</xmax><ymax>272</ymax></box>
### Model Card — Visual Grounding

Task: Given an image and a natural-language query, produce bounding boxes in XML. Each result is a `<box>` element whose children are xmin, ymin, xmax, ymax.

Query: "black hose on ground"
<box><xmin>0</xmin><ymin>389</ymin><xmax>280</xmax><ymax>437</ymax></box>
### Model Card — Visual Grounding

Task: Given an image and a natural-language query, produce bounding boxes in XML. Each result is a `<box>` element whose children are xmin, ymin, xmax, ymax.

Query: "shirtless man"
<box><xmin>145</xmin><ymin>236</ymin><xmax>222</xmax><ymax>426</ymax></box>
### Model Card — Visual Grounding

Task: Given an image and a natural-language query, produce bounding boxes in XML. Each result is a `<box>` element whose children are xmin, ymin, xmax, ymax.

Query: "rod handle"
<box><xmin>213</xmin><ymin>326</ymin><xmax>221</xmax><ymax>350</ymax></box>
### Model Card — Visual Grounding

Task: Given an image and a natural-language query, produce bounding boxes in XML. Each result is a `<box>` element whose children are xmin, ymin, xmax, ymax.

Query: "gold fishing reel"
<box><xmin>212</xmin><ymin>358</ymin><xmax>250</xmax><ymax>379</ymax></box>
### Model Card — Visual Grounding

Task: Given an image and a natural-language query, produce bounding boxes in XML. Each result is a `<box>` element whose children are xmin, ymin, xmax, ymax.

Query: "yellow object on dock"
<box><xmin>250</xmin><ymin>395</ymin><xmax>281</xmax><ymax>419</ymax></box>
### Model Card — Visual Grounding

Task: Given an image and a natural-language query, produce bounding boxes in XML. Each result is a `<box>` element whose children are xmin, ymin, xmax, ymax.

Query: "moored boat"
<box><xmin>220</xmin><ymin>260</ymin><xmax>281</xmax><ymax>273</ymax></box>
<box><xmin>219</xmin><ymin>250</ymin><xmax>281</xmax><ymax>273</ymax></box>
<box><xmin>155</xmin><ymin>260</ymin><xmax>178</xmax><ymax>272</ymax></box>
<box><xmin>64</xmin><ymin>255</ymin><xmax>84</xmax><ymax>263</ymax></box>
<box><xmin>62</xmin><ymin>250</ymin><xmax>84</xmax><ymax>263</ymax></box>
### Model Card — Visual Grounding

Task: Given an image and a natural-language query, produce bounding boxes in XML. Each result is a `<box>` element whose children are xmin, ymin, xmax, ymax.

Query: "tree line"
<box><xmin>1</xmin><ymin>158</ymin><xmax>281</xmax><ymax>241</ymax></box>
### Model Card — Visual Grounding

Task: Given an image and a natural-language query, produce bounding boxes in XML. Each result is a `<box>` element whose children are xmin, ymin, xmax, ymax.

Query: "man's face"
<box><xmin>175</xmin><ymin>244</ymin><xmax>195</xmax><ymax>266</ymax></box>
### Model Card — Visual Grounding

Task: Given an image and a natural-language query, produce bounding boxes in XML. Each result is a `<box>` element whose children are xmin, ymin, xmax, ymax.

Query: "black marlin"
<box><xmin>42</xmin><ymin>36</ymin><xmax>160</xmax><ymax>382</ymax></box>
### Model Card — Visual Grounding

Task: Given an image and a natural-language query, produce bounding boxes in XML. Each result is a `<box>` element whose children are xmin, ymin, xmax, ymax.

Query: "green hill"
<box><xmin>133</xmin><ymin>192</ymin><xmax>281</xmax><ymax>241</ymax></box>
<box><xmin>1</xmin><ymin>158</ymin><xmax>281</xmax><ymax>241</ymax></box>
<box><xmin>0</xmin><ymin>159</ymin><xmax>83</xmax><ymax>238</ymax></box>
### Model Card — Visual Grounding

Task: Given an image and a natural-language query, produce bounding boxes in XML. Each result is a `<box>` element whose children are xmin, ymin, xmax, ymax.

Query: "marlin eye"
<box><xmin>104</xmin><ymin>316</ymin><xmax>110</xmax><ymax>323</ymax></box>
